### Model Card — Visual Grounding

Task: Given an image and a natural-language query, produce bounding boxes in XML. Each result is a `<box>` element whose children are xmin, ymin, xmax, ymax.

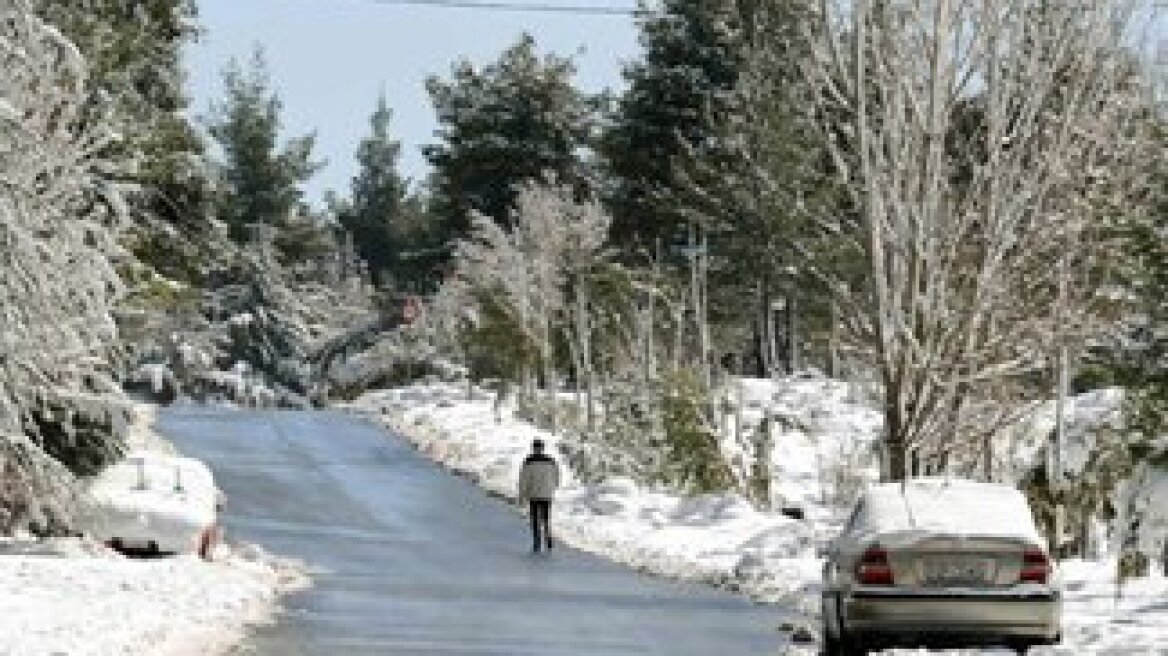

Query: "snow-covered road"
<box><xmin>159</xmin><ymin>408</ymin><xmax>782</xmax><ymax>655</ymax></box>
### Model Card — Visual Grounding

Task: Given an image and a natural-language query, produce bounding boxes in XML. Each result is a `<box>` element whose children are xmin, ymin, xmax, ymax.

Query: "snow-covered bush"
<box><xmin>553</xmin><ymin>369</ymin><xmax>734</xmax><ymax>497</ymax></box>
<box><xmin>123</xmin><ymin>231</ymin><xmax>377</xmax><ymax>407</ymax></box>
<box><xmin>555</xmin><ymin>376</ymin><xmax>657</xmax><ymax>484</ymax></box>
<box><xmin>658</xmin><ymin>369</ymin><xmax>734</xmax><ymax>495</ymax></box>
<box><xmin>0</xmin><ymin>1</ymin><xmax>128</xmax><ymax>531</ymax></box>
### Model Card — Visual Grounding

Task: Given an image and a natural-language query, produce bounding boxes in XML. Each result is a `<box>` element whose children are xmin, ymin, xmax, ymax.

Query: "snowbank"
<box><xmin>0</xmin><ymin>538</ymin><xmax>306</xmax><ymax>656</ymax></box>
<box><xmin>0</xmin><ymin>404</ymin><xmax>308</xmax><ymax>656</ymax></box>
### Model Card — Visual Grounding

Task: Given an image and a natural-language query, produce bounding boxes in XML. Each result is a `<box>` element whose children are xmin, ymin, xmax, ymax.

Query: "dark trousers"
<box><xmin>529</xmin><ymin>498</ymin><xmax>552</xmax><ymax>551</ymax></box>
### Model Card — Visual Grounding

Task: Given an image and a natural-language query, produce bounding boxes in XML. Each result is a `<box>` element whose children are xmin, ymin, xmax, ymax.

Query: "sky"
<box><xmin>184</xmin><ymin>0</ymin><xmax>641</xmax><ymax>205</ymax></box>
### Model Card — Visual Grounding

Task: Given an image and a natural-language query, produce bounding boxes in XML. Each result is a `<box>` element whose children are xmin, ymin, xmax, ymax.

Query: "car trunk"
<box><xmin>886</xmin><ymin>536</ymin><xmax>1031</xmax><ymax>589</ymax></box>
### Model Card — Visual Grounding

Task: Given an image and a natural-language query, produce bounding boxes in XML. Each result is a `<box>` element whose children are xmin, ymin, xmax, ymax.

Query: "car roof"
<box><xmin>858</xmin><ymin>477</ymin><xmax>1041</xmax><ymax>543</ymax></box>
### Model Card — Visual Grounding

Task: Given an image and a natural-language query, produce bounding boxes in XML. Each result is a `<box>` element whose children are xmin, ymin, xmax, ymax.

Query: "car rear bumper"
<box><xmin>843</xmin><ymin>589</ymin><xmax>1061</xmax><ymax>640</ymax></box>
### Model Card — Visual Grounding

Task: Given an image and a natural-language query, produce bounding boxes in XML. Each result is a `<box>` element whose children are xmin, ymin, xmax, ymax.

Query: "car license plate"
<box><xmin>923</xmin><ymin>557</ymin><xmax>992</xmax><ymax>586</ymax></box>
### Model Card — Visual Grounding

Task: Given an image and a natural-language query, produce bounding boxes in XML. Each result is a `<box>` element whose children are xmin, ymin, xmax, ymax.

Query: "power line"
<box><xmin>369</xmin><ymin>0</ymin><xmax>637</xmax><ymax>16</ymax></box>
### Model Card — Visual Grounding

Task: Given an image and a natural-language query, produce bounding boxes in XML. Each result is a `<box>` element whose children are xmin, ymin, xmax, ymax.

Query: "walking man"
<box><xmin>517</xmin><ymin>439</ymin><xmax>560</xmax><ymax>553</ymax></box>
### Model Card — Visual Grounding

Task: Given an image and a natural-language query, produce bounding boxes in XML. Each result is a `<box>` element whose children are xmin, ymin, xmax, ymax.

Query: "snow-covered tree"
<box><xmin>665</xmin><ymin>0</ymin><xmax>829</xmax><ymax>379</ymax></box>
<box><xmin>207</xmin><ymin>49</ymin><xmax>321</xmax><ymax>249</ymax></box>
<box><xmin>424</xmin><ymin>35</ymin><xmax>598</xmax><ymax>246</ymax></box>
<box><xmin>801</xmin><ymin>0</ymin><xmax>1155</xmax><ymax>480</ymax></box>
<box><xmin>334</xmin><ymin>93</ymin><xmax>434</xmax><ymax>287</ymax></box>
<box><xmin>37</xmin><ymin>0</ymin><xmax>213</xmax><ymax>283</ymax></box>
<box><xmin>0</xmin><ymin>0</ymin><xmax>127</xmax><ymax>530</ymax></box>
<box><xmin>1120</xmin><ymin>119</ymin><xmax>1168</xmax><ymax>439</ymax></box>
<box><xmin>334</xmin><ymin>95</ymin><xmax>416</xmax><ymax>288</ymax></box>
<box><xmin>452</xmin><ymin>181</ymin><xmax>610</xmax><ymax>428</ymax></box>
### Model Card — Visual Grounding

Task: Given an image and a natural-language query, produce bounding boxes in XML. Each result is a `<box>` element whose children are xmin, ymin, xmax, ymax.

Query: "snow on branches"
<box><xmin>800</xmin><ymin>0</ymin><xmax>1157</xmax><ymax>480</ymax></box>
<box><xmin>445</xmin><ymin>181</ymin><xmax>611</xmax><ymax>428</ymax></box>
<box><xmin>0</xmin><ymin>0</ymin><xmax>126</xmax><ymax>530</ymax></box>
<box><xmin>455</xmin><ymin>182</ymin><xmax>608</xmax><ymax>349</ymax></box>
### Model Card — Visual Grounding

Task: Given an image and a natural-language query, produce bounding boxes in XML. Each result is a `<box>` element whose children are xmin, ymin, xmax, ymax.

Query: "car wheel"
<box><xmin>820</xmin><ymin>595</ymin><xmax>836</xmax><ymax>651</ymax></box>
<box><xmin>821</xmin><ymin>613</ymin><xmax>866</xmax><ymax>655</ymax></box>
<box><xmin>821</xmin><ymin>626</ymin><xmax>853</xmax><ymax>656</ymax></box>
<box><xmin>824</xmin><ymin>631</ymin><xmax>867</xmax><ymax>656</ymax></box>
<box><xmin>1013</xmin><ymin>631</ymin><xmax>1062</xmax><ymax>653</ymax></box>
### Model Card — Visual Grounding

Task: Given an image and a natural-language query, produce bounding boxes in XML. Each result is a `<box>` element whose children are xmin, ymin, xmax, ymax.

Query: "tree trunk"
<box><xmin>579</xmin><ymin>278</ymin><xmax>595</xmax><ymax>432</ymax></box>
<box><xmin>982</xmin><ymin>430</ymin><xmax>993</xmax><ymax>482</ymax></box>
<box><xmin>761</xmin><ymin>281</ymin><xmax>777</xmax><ymax>379</ymax></box>
<box><xmin>827</xmin><ymin>298</ymin><xmax>839</xmax><ymax>379</ymax></box>
<box><xmin>753</xmin><ymin>279</ymin><xmax>769</xmax><ymax>377</ymax></box>
<box><xmin>699</xmin><ymin>229</ymin><xmax>711</xmax><ymax>391</ymax></box>
<box><xmin>542</xmin><ymin>317</ymin><xmax>557</xmax><ymax>434</ymax></box>
<box><xmin>785</xmin><ymin>293</ymin><xmax>799</xmax><ymax>375</ymax></box>
<box><xmin>883</xmin><ymin>379</ymin><xmax>909</xmax><ymax>482</ymax></box>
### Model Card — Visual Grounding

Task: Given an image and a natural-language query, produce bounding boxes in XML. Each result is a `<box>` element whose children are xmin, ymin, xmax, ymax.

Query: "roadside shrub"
<box><xmin>658</xmin><ymin>370</ymin><xmax>735</xmax><ymax>495</ymax></box>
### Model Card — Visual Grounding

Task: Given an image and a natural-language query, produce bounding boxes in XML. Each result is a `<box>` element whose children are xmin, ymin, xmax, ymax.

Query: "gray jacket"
<box><xmin>518</xmin><ymin>453</ymin><xmax>560</xmax><ymax>501</ymax></box>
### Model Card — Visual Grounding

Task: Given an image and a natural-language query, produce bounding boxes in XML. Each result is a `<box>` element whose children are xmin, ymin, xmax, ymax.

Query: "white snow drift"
<box><xmin>0</xmin><ymin>538</ymin><xmax>303</xmax><ymax>656</ymax></box>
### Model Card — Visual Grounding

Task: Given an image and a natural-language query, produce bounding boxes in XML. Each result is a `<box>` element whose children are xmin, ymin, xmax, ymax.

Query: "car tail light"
<box><xmin>857</xmin><ymin>546</ymin><xmax>894</xmax><ymax>585</ymax></box>
<box><xmin>1020</xmin><ymin>547</ymin><xmax>1050</xmax><ymax>584</ymax></box>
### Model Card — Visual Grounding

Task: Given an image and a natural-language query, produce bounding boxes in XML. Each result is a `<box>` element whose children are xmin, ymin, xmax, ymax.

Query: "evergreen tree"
<box><xmin>669</xmin><ymin>0</ymin><xmax>833</xmax><ymax>376</ymax></box>
<box><xmin>0</xmin><ymin>1</ymin><xmax>129</xmax><ymax>529</ymax></box>
<box><xmin>336</xmin><ymin>95</ymin><xmax>412</xmax><ymax>287</ymax></box>
<box><xmin>423</xmin><ymin>34</ymin><xmax>597</xmax><ymax>245</ymax></box>
<box><xmin>206</xmin><ymin>49</ymin><xmax>322</xmax><ymax>249</ymax></box>
<box><xmin>601</xmin><ymin>0</ymin><xmax>745</xmax><ymax>248</ymax></box>
<box><xmin>1122</xmin><ymin>121</ymin><xmax>1168</xmax><ymax>436</ymax></box>
<box><xmin>36</xmin><ymin>0</ymin><xmax>214</xmax><ymax>283</ymax></box>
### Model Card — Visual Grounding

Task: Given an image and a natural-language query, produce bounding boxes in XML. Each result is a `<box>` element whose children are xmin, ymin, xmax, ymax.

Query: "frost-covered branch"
<box><xmin>801</xmin><ymin>0</ymin><xmax>1156</xmax><ymax>479</ymax></box>
<box><xmin>0</xmin><ymin>0</ymin><xmax>128</xmax><ymax>530</ymax></box>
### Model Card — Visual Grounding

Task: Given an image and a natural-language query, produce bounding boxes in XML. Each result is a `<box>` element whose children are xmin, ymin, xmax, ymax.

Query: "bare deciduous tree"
<box><xmin>800</xmin><ymin>0</ymin><xmax>1155</xmax><ymax>480</ymax></box>
<box><xmin>452</xmin><ymin>181</ymin><xmax>610</xmax><ymax>432</ymax></box>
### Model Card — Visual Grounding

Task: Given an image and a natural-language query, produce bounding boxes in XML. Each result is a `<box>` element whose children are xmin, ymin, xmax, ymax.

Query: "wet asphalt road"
<box><xmin>159</xmin><ymin>409</ymin><xmax>780</xmax><ymax>655</ymax></box>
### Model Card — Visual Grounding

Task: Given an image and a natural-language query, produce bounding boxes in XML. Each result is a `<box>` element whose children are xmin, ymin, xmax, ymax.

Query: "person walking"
<box><xmin>517</xmin><ymin>439</ymin><xmax>560</xmax><ymax>553</ymax></box>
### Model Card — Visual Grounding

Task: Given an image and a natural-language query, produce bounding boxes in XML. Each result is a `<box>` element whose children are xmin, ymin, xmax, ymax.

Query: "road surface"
<box><xmin>160</xmin><ymin>409</ymin><xmax>781</xmax><ymax>655</ymax></box>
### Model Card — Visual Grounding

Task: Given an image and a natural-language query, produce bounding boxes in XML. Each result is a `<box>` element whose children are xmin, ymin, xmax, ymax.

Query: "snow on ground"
<box><xmin>0</xmin><ymin>538</ymin><xmax>305</xmax><ymax>656</ymax></box>
<box><xmin>0</xmin><ymin>404</ymin><xmax>308</xmax><ymax>656</ymax></box>
<box><xmin>353</xmin><ymin>379</ymin><xmax>1168</xmax><ymax>655</ymax></box>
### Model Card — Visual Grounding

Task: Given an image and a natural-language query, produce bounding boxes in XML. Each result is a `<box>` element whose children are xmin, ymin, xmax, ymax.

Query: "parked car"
<box><xmin>83</xmin><ymin>452</ymin><xmax>223</xmax><ymax>559</ymax></box>
<box><xmin>821</xmin><ymin>478</ymin><xmax>1061</xmax><ymax>654</ymax></box>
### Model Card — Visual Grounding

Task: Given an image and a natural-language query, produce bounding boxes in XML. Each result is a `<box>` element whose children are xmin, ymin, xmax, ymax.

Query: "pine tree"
<box><xmin>336</xmin><ymin>95</ymin><xmax>413</xmax><ymax>287</ymax></box>
<box><xmin>423</xmin><ymin>34</ymin><xmax>597</xmax><ymax>246</ymax></box>
<box><xmin>601</xmin><ymin>0</ymin><xmax>745</xmax><ymax>249</ymax></box>
<box><xmin>668</xmin><ymin>0</ymin><xmax>832</xmax><ymax>377</ymax></box>
<box><xmin>206</xmin><ymin>49</ymin><xmax>322</xmax><ymax>249</ymax></box>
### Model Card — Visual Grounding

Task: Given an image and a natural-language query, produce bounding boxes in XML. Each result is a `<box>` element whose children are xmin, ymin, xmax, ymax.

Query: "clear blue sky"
<box><xmin>184</xmin><ymin>0</ymin><xmax>641</xmax><ymax>205</ymax></box>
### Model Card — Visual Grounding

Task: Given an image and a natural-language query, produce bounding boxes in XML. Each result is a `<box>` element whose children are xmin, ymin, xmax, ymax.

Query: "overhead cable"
<box><xmin>369</xmin><ymin>0</ymin><xmax>637</xmax><ymax>15</ymax></box>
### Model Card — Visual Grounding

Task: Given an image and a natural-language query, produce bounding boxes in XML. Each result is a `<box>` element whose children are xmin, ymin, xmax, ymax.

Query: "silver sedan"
<box><xmin>820</xmin><ymin>478</ymin><xmax>1062</xmax><ymax>654</ymax></box>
